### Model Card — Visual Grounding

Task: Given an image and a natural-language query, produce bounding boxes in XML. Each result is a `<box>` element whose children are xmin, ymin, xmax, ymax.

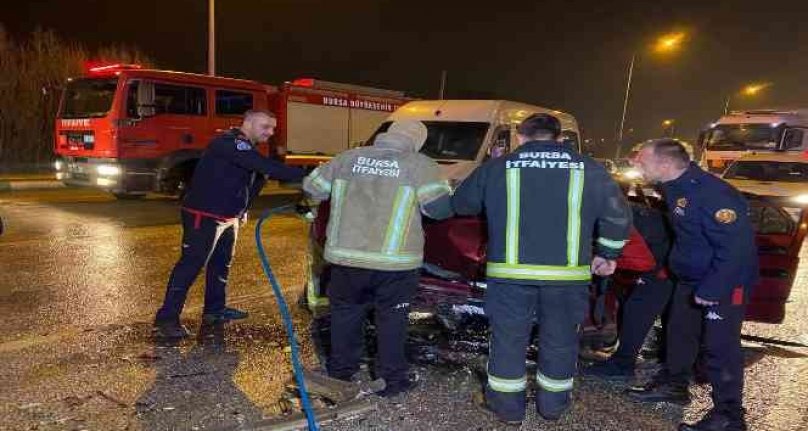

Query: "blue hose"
<box><xmin>255</xmin><ymin>205</ymin><xmax>319</xmax><ymax>431</ymax></box>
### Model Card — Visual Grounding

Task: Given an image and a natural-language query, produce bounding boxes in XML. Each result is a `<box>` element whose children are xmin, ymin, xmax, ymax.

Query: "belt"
<box><xmin>182</xmin><ymin>207</ymin><xmax>238</xmax><ymax>229</ymax></box>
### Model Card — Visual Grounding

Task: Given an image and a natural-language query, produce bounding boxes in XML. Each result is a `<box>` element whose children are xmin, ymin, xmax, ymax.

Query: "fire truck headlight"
<box><xmin>53</xmin><ymin>160</ymin><xmax>63</xmax><ymax>171</ymax></box>
<box><xmin>96</xmin><ymin>164</ymin><xmax>121</xmax><ymax>176</ymax></box>
<box><xmin>791</xmin><ymin>194</ymin><xmax>808</xmax><ymax>205</ymax></box>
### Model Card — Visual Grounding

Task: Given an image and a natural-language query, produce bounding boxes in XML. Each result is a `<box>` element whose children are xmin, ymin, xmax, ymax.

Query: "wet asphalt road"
<box><xmin>1</xmin><ymin>187</ymin><xmax>807</xmax><ymax>431</ymax></box>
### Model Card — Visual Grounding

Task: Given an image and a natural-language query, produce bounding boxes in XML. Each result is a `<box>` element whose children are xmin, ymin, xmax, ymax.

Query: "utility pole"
<box><xmin>439</xmin><ymin>70</ymin><xmax>447</xmax><ymax>100</ymax></box>
<box><xmin>615</xmin><ymin>53</ymin><xmax>635</xmax><ymax>159</ymax></box>
<box><xmin>208</xmin><ymin>0</ymin><xmax>215</xmax><ymax>76</ymax></box>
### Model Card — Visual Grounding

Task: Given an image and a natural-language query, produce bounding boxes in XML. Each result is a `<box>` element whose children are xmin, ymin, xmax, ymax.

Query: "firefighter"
<box><xmin>628</xmin><ymin>139</ymin><xmax>757</xmax><ymax>431</ymax></box>
<box><xmin>302</xmin><ymin>120</ymin><xmax>453</xmax><ymax>397</ymax></box>
<box><xmin>453</xmin><ymin>114</ymin><xmax>631</xmax><ymax>424</ymax></box>
<box><xmin>154</xmin><ymin>110</ymin><xmax>304</xmax><ymax>339</ymax></box>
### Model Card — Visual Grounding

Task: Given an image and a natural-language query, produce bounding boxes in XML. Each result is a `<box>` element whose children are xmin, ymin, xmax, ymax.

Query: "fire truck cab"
<box><xmin>54</xmin><ymin>64</ymin><xmax>270</xmax><ymax>198</ymax></box>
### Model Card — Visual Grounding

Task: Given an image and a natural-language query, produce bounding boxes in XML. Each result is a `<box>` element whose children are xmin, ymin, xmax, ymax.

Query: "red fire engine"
<box><xmin>53</xmin><ymin>64</ymin><xmax>409</xmax><ymax>198</ymax></box>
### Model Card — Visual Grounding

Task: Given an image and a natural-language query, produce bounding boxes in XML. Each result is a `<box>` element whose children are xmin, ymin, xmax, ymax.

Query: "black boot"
<box><xmin>626</xmin><ymin>378</ymin><xmax>690</xmax><ymax>404</ymax></box>
<box><xmin>582</xmin><ymin>359</ymin><xmax>635</xmax><ymax>382</ymax></box>
<box><xmin>203</xmin><ymin>306</ymin><xmax>249</xmax><ymax>323</ymax></box>
<box><xmin>679</xmin><ymin>408</ymin><xmax>747</xmax><ymax>431</ymax></box>
<box><xmin>153</xmin><ymin>320</ymin><xmax>190</xmax><ymax>339</ymax></box>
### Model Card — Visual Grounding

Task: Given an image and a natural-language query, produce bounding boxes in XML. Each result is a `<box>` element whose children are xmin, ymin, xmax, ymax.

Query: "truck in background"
<box><xmin>53</xmin><ymin>64</ymin><xmax>409</xmax><ymax>198</ymax></box>
<box><xmin>698</xmin><ymin>109</ymin><xmax>808</xmax><ymax>174</ymax></box>
<box><xmin>366</xmin><ymin>99</ymin><xmax>582</xmax><ymax>185</ymax></box>
<box><xmin>271</xmin><ymin>78</ymin><xmax>409</xmax><ymax>168</ymax></box>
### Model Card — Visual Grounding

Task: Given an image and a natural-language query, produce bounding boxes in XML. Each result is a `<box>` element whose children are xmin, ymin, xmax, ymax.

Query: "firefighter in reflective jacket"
<box><xmin>303</xmin><ymin>120</ymin><xmax>453</xmax><ymax>398</ymax></box>
<box><xmin>154</xmin><ymin>110</ymin><xmax>304</xmax><ymax>339</ymax></box>
<box><xmin>630</xmin><ymin>139</ymin><xmax>757</xmax><ymax>431</ymax></box>
<box><xmin>453</xmin><ymin>114</ymin><xmax>631</xmax><ymax>424</ymax></box>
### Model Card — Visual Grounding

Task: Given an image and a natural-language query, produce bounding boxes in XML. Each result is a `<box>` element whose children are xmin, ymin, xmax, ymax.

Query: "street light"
<box><xmin>723</xmin><ymin>82</ymin><xmax>772</xmax><ymax>114</ymax></box>
<box><xmin>654</xmin><ymin>32</ymin><xmax>686</xmax><ymax>53</ymax></box>
<box><xmin>662</xmin><ymin>119</ymin><xmax>676</xmax><ymax>137</ymax></box>
<box><xmin>616</xmin><ymin>32</ymin><xmax>686</xmax><ymax>158</ymax></box>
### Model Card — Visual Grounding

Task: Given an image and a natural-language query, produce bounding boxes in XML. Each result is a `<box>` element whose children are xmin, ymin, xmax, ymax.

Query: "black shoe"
<box><xmin>679</xmin><ymin>409</ymin><xmax>747</xmax><ymax>431</ymax></box>
<box><xmin>626</xmin><ymin>379</ymin><xmax>690</xmax><ymax>404</ymax></box>
<box><xmin>471</xmin><ymin>391</ymin><xmax>523</xmax><ymax>426</ymax></box>
<box><xmin>375</xmin><ymin>378</ymin><xmax>417</xmax><ymax>398</ymax></box>
<box><xmin>153</xmin><ymin>321</ymin><xmax>190</xmax><ymax>339</ymax></box>
<box><xmin>203</xmin><ymin>307</ymin><xmax>249</xmax><ymax>323</ymax></box>
<box><xmin>538</xmin><ymin>395</ymin><xmax>573</xmax><ymax>421</ymax></box>
<box><xmin>582</xmin><ymin>360</ymin><xmax>635</xmax><ymax>382</ymax></box>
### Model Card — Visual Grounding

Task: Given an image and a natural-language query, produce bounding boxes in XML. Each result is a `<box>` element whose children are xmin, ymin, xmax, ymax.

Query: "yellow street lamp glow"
<box><xmin>662</xmin><ymin>119</ymin><xmax>675</xmax><ymax>127</ymax></box>
<box><xmin>655</xmin><ymin>32</ymin><xmax>686</xmax><ymax>53</ymax></box>
<box><xmin>742</xmin><ymin>83</ymin><xmax>771</xmax><ymax>96</ymax></box>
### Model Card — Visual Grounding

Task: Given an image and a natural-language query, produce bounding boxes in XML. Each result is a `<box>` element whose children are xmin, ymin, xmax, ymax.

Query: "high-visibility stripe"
<box><xmin>305</xmin><ymin>242</ymin><xmax>329</xmax><ymax>309</ymax></box>
<box><xmin>487</xmin><ymin>373</ymin><xmax>528</xmax><ymax>393</ymax></box>
<box><xmin>597</xmin><ymin>237</ymin><xmax>627</xmax><ymax>250</ymax></box>
<box><xmin>566</xmin><ymin>169</ymin><xmax>585</xmax><ymax>266</ymax></box>
<box><xmin>325</xmin><ymin>247</ymin><xmax>422</xmax><ymax>266</ymax></box>
<box><xmin>536</xmin><ymin>371</ymin><xmax>573</xmax><ymax>393</ymax></box>
<box><xmin>505</xmin><ymin>168</ymin><xmax>521</xmax><ymax>264</ymax></box>
<box><xmin>326</xmin><ymin>179</ymin><xmax>347</xmax><ymax>248</ymax></box>
<box><xmin>487</xmin><ymin>262</ymin><xmax>591</xmax><ymax>281</ymax></box>
<box><xmin>309</xmin><ymin>169</ymin><xmax>332</xmax><ymax>194</ymax></box>
<box><xmin>382</xmin><ymin>186</ymin><xmax>416</xmax><ymax>254</ymax></box>
<box><xmin>416</xmin><ymin>181</ymin><xmax>452</xmax><ymax>201</ymax></box>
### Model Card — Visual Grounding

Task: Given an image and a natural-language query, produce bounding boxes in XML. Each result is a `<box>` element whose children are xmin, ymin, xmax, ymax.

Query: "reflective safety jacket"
<box><xmin>452</xmin><ymin>140</ymin><xmax>632</xmax><ymax>285</ymax></box>
<box><xmin>302</xmin><ymin>132</ymin><xmax>453</xmax><ymax>271</ymax></box>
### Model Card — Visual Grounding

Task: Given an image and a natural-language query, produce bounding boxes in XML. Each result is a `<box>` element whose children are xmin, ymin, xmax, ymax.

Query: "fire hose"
<box><xmin>255</xmin><ymin>204</ymin><xmax>319</xmax><ymax>430</ymax></box>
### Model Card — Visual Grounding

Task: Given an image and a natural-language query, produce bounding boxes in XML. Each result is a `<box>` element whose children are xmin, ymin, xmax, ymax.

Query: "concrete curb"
<box><xmin>0</xmin><ymin>180</ymin><xmax>65</xmax><ymax>191</ymax></box>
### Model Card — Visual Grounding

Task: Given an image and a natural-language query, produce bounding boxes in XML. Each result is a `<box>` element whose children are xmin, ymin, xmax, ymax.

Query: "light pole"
<box><xmin>615</xmin><ymin>32</ymin><xmax>685</xmax><ymax>159</ymax></box>
<box><xmin>208</xmin><ymin>0</ymin><xmax>215</xmax><ymax>76</ymax></box>
<box><xmin>662</xmin><ymin>119</ymin><xmax>676</xmax><ymax>137</ymax></box>
<box><xmin>723</xmin><ymin>83</ymin><xmax>772</xmax><ymax>115</ymax></box>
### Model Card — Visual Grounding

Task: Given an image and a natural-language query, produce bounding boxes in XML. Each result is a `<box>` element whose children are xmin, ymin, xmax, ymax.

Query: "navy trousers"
<box><xmin>667</xmin><ymin>282</ymin><xmax>746</xmax><ymax>415</ymax></box>
<box><xmin>326</xmin><ymin>264</ymin><xmax>418</xmax><ymax>388</ymax></box>
<box><xmin>612</xmin><ymin>273</ymin><xmax>675</xmax><ymax>368</ymax></box>
<box><xmin>485</xmin><ymin>281</ymin><xmax>589</xmax><ymax>422</ymax></box>
<box><xmin>155</xmin><ymin>211</ymin><xmax>238</xmax><ymax>323</ymax></box>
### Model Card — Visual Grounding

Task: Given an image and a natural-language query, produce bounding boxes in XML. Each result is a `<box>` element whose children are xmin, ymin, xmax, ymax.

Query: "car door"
<box><xmin>746</xmin><ymin>196</ymin><xmax>808</xmax><ymax>323</ymax></box>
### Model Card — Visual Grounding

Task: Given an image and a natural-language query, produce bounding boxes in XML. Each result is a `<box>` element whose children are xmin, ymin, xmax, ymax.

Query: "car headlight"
<box><xmin>96</xmin><ymin>164</ymin><xmax>121</xmax><ymax>176</ymax></box>
<box><xmin>623</xmin><ymin>169</ymin><xmax>642</xmax><ymax>180</ymax></box>
<box><xmin>791</xmin><ymin>194</ymin><xmax>808</xmax><ymax>205</ymax></box>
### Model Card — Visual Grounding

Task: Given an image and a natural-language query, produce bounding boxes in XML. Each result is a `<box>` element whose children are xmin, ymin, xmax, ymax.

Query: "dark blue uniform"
<box><xmin>661</xmin><ymin>163</ymin><xmax>757</xmax><ymax>426</ymax></box>
<box><xmin>453</xmin><ymin>140</ymin><xmax>631</xmax><ymax>422</ymax></box>
<box><xmin>155</xmin><ymin>129</ymin><xmax>304</xmax><ymax>324</ymax></box>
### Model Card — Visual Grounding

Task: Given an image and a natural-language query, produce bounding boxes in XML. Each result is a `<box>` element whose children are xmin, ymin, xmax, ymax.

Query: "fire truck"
<box><xmin>53</xmin><ymin>64</ymin><xmax>409</xmax><ymax>198</ymax></box>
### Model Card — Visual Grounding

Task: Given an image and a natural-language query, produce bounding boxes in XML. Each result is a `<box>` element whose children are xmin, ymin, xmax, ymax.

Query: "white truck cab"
<box><xmin>372</xmin><ymin>100</ymin><xmax>581</xmax><ymax>183</ymax></box>
<box><xmin>699</xmin><ymin>109</ymin><xmax>808</xmax><ymax>174</ymax></box>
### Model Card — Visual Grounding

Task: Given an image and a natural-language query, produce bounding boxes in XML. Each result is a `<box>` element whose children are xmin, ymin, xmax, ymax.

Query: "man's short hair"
<box><xmin>244</xmin><ymin>109</ymin><xmax>276</xmax><ymax>120</ymax></box>
<box><xmin>643</xmin><ymin>138</ymin><xmax>690</xmax><ymax>168</ymax></box>
<box><xmin>517</xmin><ymin>113</ymin><xmax>562</xmax><ymax>140</ymax></box>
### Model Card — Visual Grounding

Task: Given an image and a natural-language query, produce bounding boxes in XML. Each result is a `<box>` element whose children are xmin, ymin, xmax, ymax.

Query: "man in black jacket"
<box><xmin>154</xmin><ymin>110</ymin><xmax>304</xmax><ymax>339</ymax></box>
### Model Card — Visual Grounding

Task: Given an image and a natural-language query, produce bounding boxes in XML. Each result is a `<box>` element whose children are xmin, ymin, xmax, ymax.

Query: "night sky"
<box><xmin>3</xmin><ymin>0</ymin><xmax>808</xmax><ymax>152</ymax></box>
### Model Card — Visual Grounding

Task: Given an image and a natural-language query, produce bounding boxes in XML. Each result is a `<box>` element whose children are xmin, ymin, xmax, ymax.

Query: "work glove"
<box><xmin>295</xmin><ymin>199</ymin><xmax>317</xmax><ymax>222</ymax></box>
